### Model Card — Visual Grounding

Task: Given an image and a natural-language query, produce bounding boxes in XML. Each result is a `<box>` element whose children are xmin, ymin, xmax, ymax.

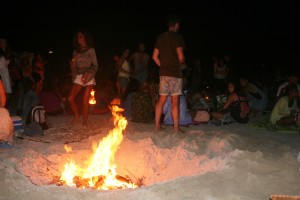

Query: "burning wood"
<box><xmin>73</xmin><ymin>175</ymin><xmax>104</xmax><ymax>189</ymax></box>
<box><xmin>52</xmin><ymin>174</ymin><xmax>138</xmax><ymax>190</ymax></box>
<box><xmin>58</xmin><ymin>105</ymin><xmax>139</xmax><ymax>190</ymax></box>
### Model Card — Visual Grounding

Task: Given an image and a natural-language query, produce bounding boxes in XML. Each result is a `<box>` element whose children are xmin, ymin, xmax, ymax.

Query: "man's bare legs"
<box><xmin>68</xmin><ymin>83</ymin><xmax>82</xmax><ymax>125</ymax></box>
<box><xmin>82</xmin><ymin>85</ymin><xmax>93</xmax><ymax>126</ymax></box>
<box><xmin>155</xmin><ymin>95</ymin><xmax>167</xmax><ymax>132</ymax></box>
<box><xmin>171</xmin><ymin>95</ymin><xmax>180</xmax><ymax>132</ymax></box>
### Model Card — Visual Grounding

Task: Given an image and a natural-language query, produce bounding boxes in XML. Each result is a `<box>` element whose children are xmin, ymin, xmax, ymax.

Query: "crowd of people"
<box><xmin>1</xmin><ymin>14</ymin><xmax>300</xmax><ymax>145</ymax></box>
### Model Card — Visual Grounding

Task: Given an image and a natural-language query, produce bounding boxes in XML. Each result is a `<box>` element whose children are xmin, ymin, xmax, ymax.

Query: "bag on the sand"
<box><xmin>0</xmin><ymin>107</ymin><xmax>14</xmax><ymax>144</ymax></box>
<box><xmin>26</xmin><ymin>105</ymin><xmax>49</xmax><ymax>130</ymax></box>
<box><xmin>193</xmin><ymin>110</ymin><xmax>210</xmax><ymax>124</ymax></box>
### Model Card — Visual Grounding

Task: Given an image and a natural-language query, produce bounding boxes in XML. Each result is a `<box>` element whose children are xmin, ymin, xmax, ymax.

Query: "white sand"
<box><xmin>1</xmin><ymin>113</ymin><xmax>300</xmax><ymax>200</ymax></box>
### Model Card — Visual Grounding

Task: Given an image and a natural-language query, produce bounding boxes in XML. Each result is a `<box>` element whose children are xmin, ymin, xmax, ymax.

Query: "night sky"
<box><xmin>1</xmin><ymin>0</ymin><xmax>300</xmax><ymax>76</ymax></box>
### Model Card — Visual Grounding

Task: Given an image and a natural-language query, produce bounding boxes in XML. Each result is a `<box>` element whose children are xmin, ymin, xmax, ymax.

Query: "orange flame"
<box><xmin>60</xmin><ymin>105</ymin><xmax>137</xmax><ymax>190</ymax></box>
<box><xmin>89</xmin><ymin>89</ymin><xmax>96</xmax><ymax>105</ymax></box>
<box><xmin>64</xmin><ymin>145</ymin><xmax>72</xmax><ymax>153</ymax></box>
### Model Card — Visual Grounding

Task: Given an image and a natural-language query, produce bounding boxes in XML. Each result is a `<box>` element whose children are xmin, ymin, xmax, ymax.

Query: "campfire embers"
<box><xmin>53</xmin><ymin>174</ymin><xmax>138</xmax><ymax>190</ymax></box>
<box><xmin>55</xmin><ymin>105</ymin><xmax>139</xmax><ymax>190</ymax></box>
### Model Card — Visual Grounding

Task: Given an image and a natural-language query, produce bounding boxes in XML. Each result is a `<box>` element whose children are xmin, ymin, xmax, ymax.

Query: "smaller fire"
<box><xmin>64</xmin><ymin>145</ymin><xmax>72</xmax><ymax>153</ymax></box>
<box><xmin>89</xmin><ymin>89</ymin><xmax>96</xmax><ymax>105</ymax></box>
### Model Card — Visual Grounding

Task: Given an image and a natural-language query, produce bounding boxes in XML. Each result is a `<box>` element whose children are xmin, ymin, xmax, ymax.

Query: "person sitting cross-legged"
<box><xmin>210</xmin><ymin>80</ymin><xmax>250</xmax><ymax>124</ymax></box>
<box><xmin>239</xmin><ymin>75</ymin><xmax>268</xmax><ymax>117</ymax></box>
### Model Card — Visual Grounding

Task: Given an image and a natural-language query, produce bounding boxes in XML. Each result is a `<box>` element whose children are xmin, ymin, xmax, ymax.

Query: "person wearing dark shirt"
<box><xmin>152</xmin><ymin>14</ymin><xmax>186</xmax><ymax>133</ymax></box>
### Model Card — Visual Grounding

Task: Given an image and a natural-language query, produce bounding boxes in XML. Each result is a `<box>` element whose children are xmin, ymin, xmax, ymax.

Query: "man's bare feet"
<box><xmin>155</xmin><ymin>125</ymin><xmax>165</xmax><ymax>133</ymax></box>
<box><xmin>82</xmin><ymin>121</ymin><xmax>89</xmax><ymax>126</ymax></box>
<box><xmin>70</xmin><ymin>116</ymin><xmax>80</xmax><ymax>125</ymax></box>
<box><xmin>174</xmin><ymin>127</ymin><xmax>185</xmax><ymax>133</ymax></box>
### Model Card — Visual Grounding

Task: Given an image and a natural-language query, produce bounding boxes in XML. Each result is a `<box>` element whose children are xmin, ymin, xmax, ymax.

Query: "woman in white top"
<box><xmin>68</xmin><ymin>30</ymin><xmax>98</xmax><ymax>126</ymax></box>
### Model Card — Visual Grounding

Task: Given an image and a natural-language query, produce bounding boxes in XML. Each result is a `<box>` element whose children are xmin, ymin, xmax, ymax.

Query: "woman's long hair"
<box><xmin>72</xmin><ymin>30</ymin><xmax>95</xmax><ymax>51</ymax></box>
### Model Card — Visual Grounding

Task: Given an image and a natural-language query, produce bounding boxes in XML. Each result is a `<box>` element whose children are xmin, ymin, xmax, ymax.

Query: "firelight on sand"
<box><xmin>60</xmin><ymin>105</ymin><xmax>138</xmax><ymax>190</ymax></box>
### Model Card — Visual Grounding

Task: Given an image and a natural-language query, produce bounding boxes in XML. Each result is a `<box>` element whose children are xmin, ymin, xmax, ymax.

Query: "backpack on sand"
<box><xmin>26</xmin><ymin>106</ymin><xmax>49</xmax><ymax>130</ymax></box>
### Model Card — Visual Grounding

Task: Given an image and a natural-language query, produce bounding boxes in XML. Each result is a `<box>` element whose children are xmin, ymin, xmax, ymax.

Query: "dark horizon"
<box><xmin>1</xmin><ymin>1</ymin><xmax>300</xmax><ymax>75</ymax></box>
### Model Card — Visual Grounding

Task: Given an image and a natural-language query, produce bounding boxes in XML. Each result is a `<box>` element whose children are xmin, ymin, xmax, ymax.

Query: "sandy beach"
<box><xmin>1</xmin><ymin>112</ymin><xmax>300</xmax><ymax>200</ymax></box>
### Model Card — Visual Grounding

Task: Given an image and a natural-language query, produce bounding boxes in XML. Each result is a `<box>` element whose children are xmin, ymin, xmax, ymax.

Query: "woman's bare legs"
<box><xmin>68</xmin><ymin>83</ymin><xmax>82</xmax><ymax>125</ymax></box>
<box><xmin>82</xmin><ymin>85</ymin><xmax>94</xmax><ymax>126</ymax></box>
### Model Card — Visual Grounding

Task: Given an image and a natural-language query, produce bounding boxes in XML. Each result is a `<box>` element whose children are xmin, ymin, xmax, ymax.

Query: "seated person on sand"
<box><xmin>121</xmin><ymin>78</ymin><xmax>155</xmax><ymax>123</ymax></box>
<box><xmin>270</xmin><ymin>84</ymin><xmax>299</xmax><ymax>126</ymax></box>
<box><xmin>210</xmin><ymin>80</ymin><xmax>250</xmax><ymax>124</ymax></box>
<box><xmin>212</xmin><ymin>56</ymin><xmax>229</xmax><ymax>95</ymax></box>
<box><xmin>0</xmin><ymin>107</ymin><xmax>14</xmax><ymax>145</ymax></box>
<box><xmin>188</xmin><ymin>90</ymin><xmax>210</xmax><ymax>112</ymax></box>
<box><xmin>39</xmin><ymin>90</ymin><xmax>64</xmax><ymax>116</ymax></box>
<box><xmin>120</xmin><ymin>77</ymin><xmax>141</xmax><ymax>120</ymax></box>
<box><xmin>240</xmin><ymin>76</ymin><xmax>268</xmax><ymax>117</ymax></box>
<box><xmin>276</xmin><ymin>72</ymin><xmax>300</xmax><ymax>101</ymax></box>
<box><xmin>131</xmin><ymin>80</ymin><xmax>154</xmax><ymax>123</ymax></box>
<box><xmin>20</xmin><ymin>78</ymin><xmax>40</xmax><ymax>124</ymax></box>
<box><xmin>0</xmin><ymin>74</ymin><xmax>6</xmax><ymax>107</ymax></box>
<box><xmin>163</xmin><ymin>94</ymin><xmax>193</xmax><ymax>126</ymax></box>
<box><xmin>39</xmin><ymin>77</ymin><xmax>64</xmax><ymax>116</ymax></box>
<box><xmin>0</xmin><ymin>75</ymin><xmax>13</xmax><ymax>145</ymax></box>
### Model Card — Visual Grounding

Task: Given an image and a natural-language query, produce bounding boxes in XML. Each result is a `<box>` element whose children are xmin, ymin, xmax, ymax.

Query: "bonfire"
<box><xmin>58</xmin><ymin>105</ymin><xmax>138</xmax><ymax>190</ymax></box>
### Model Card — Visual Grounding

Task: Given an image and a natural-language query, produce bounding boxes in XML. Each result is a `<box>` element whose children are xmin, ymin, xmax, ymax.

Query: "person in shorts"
<box><xmin>68</xmin><ymin>30</ymin><xmax>98</xmax><ymax>126</ymax></box>
<box><xmin>152</xmin><ymin>14</ymin><xmax>186</xmax><ymax>133</ymax></box>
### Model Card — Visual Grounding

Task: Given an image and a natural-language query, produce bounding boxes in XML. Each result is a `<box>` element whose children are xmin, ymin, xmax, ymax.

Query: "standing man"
<box><xmin>152</xmin><ymin>14</ymin><xmax>186</xmax><ymax>133</ymax></box>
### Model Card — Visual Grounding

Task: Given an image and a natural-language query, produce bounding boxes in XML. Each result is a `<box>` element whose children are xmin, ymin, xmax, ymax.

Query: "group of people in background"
<box><xmin>0</xmin><ymin>13</ymin><xmax>299</xmax><ymax>142</ymax></box>
<box><xmin>0</xmin><ymin>37</ymin><xmax>52</xmax><ymax>125</ymax></box>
